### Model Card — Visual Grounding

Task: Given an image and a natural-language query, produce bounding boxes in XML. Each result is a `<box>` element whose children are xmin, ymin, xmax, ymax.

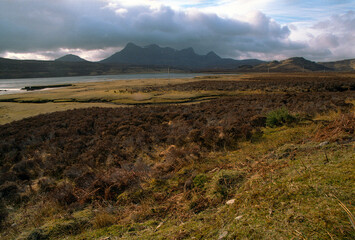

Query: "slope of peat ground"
<box><xmin>0</xmin><ymin>73</ymin><xmax>354</xmax><ymax>239</ymax></box>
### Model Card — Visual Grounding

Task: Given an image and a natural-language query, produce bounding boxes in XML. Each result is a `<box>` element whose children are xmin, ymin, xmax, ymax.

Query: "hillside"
<box><xmin>0</xmin><ymin>73</ymin><xmax>354</xmax><ymax>239</ymax></box>
<box><xmin>239</xmin><ymin>57</ymin><xmax>332</xmax><ymax>72</ymax></box>
<box><xmin>101</xmin><ymin>43</ymin><xmax>263</xmax><ymax>70</ymax></box>
<box><xmin>320</xmin><ymin>59</ymin><xmax>355</xmax><ymax>72</ymax></box>
<box><xmin>55</xmin><ymin>54</ymin><xmax>89</xmax><ymax>63</ymax></box>
<box><xmin>0</xmin><ymin>57</ymin><xmax>166</xmax><ymax>79</ymax></box>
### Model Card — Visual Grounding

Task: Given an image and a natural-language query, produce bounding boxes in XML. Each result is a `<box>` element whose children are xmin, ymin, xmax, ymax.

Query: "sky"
<box><xmin>0</xmin><ymin>0</ymin><xmax>354</xmax><ymax>61</ymax></box>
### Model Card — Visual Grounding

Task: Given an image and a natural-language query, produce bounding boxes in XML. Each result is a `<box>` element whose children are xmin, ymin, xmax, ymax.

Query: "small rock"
<box><xmin>218</xmin><ymin>231</ymin><xmax>228</xmax><ymax>240</ymax></box>
<box><xmin>226</xmin><ymin>199</ymin><xmax>236</xmax><ymax>205</ymax></box>
<box><xmin>99</xmin><ymin>237</ymin><xmax>110</xmax><ymax>240</ymax></box>
<box><xmin>235</xmin><ymin>215</ymin><xmax>243</xmax><ymax>220</ymax></box>
<box><xmin>319</xmin><ymin>141</ymin><xmax>329</xmax><ymax>147</ymax></box>
<box><xmin>184</xmin><ymin>179</ymin><xmax>193</xmax><ymax>192</ymax></box>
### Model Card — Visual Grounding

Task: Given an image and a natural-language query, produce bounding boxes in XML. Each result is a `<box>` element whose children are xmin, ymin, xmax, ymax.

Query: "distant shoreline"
<box><xmin>21</xmin><ymin>84</ymin><xmax>73</xmax><ymax>91</ymax></box>
<box><xmin>0</xmin><ymin>72</ymin><xmax>210</xmax><ymax>96</ymax></box>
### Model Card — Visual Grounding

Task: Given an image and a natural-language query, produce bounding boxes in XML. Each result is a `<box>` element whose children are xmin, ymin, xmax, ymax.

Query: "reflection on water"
<box><xmin>0</xmin><ymin>89</ymin><xmax>24</xmax><ymax>95</ymax></box>
<box><xmin>0</xmin><ymin>73</ymin><xmax>208</xmax><ymax>95</ymax></box>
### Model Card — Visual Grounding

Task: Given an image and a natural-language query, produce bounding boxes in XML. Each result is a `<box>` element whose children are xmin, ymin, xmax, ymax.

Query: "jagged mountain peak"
<box><xmin>101</xmin><ymin>43</ymin><xmax>263</xmax><ymax>70</ymax></box>
<box><xmin>144</xmin><ymin>44</ymin><xmax>160</xmax><ymax>49</ymax></box>
<box><xmin>206</xmin><ymin>51</ymin><xmax>221</xmax><ymax>59</ymax></box>
<box><xmin>125</xmin><ymin>42</ymin><xmax>140</xmax><ymax>48</ymax></box>
<box><xmin>180</xmin><ymin>47</ymin><xmax>195</xmax><ymax>54</ymax></box>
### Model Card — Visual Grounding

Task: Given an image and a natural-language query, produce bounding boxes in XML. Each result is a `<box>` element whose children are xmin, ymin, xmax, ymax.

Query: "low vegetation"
<box><xmin>0</xmin><ymin>73</ymin><xmax>354</xmax><ymax>239</ymax></box>
<box><xmin>265</xmin><ymin>107</ymin><xmax>297</xmax><ymax>127</ymax></box>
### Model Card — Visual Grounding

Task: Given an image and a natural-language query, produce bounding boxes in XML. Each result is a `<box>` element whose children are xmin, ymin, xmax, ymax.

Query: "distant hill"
<box><xmin>101</xmin><ymin>43</ymin><xmax>264</xmax><ymax>70</ymax></box>
<box><xmin>239</xmin><ymin>57</ymin><xmax>332</xmax><ymax>72</ymax></box>
<box><xmin>0</xmin><ymin>57</ymin><xmax>130</xmax><ymax>79</ymax></box>
<box><xmin>319</xmin><ymin>59</ymin><xmax>355</xmax><ymax>72</ymax></box>
<box><xmin>55</xmin><ymin>54</ymin><xmax>88</xmax><ymax>62</ymax></box>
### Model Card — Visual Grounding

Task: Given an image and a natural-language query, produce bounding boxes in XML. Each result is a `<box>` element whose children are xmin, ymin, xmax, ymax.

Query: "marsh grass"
<box><xmin>0</xmin><ymin>73</ymin><xmax>354</xmax><ymax>239</ymax></box>
<box><xmin>92</xmin><ymin>212</ymin><xmax>117</xmax><ymax>229</ymax></box>
<box><xmin>0</xmin><ymin>102</ymin><xmax>123</xmax><ymax>125</ymax></box>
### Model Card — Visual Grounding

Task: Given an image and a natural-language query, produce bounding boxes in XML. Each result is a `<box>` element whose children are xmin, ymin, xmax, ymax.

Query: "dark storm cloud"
<box><xmin>0</xmin><ymin>0</ymin><xmax>304</xmax><ymax>59</ymax></box>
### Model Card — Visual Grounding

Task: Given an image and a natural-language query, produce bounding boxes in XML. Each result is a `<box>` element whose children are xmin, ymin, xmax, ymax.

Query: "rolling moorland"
<box><xmin>0</xmin><ymin>72</ymin><xmax>354</xmax><ymax>239</ymax></box>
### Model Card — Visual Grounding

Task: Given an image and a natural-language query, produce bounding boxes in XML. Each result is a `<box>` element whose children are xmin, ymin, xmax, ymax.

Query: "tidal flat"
<box><xmin>0</xmin><ymin>74</ymin><xmax>246</xmax><ymax>124</ymax></box>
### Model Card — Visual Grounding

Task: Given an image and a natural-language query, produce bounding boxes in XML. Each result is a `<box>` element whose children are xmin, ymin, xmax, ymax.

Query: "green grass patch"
<box><xmin>266</xmin><ymin>107</ymin><xmax>298</xmax><ymax>127</ymax></box>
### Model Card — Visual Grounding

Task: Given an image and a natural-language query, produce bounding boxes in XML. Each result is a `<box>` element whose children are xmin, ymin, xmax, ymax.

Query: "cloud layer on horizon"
<box><xmin>0</xmin><ymin>0</ymin><xmax>353</xmax><ymax>61</ymax></box>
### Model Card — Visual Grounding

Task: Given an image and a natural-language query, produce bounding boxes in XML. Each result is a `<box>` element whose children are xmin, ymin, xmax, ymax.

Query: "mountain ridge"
<box><xmin>101</xmin><ymin>43</ymin><xmax>264</xmax><ymax>70</ymax></box>
<box><xmin>237</xmin><ymin>57</ymin><xmax>355</xmax><ymax>72</ymax></box>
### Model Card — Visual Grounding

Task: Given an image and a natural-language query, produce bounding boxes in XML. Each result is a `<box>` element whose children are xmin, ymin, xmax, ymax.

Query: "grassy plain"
<box><xmin>0</xmin><ymin>73</ymin><xmax>354</xmax><ymax>239</ymax></box>
<box><xmin>0</xmin><ymin>75</ymin><xmax>249</xmax><ymax>124</ymax></box>
<box><xmin>1</xmin><ymin>72</ymin><xmax>353</xmax><ymax>124</ymax></box>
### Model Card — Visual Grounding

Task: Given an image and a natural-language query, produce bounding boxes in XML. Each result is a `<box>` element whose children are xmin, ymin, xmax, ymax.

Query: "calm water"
<box><xmin>0</xmin><ymin>73</ymin><xmax>208</xmax><ymax>95</ymax></box>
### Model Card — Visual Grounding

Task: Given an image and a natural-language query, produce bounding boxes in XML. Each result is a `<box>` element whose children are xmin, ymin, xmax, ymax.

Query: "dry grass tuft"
<box><xmin>313</xmin><ymin>113</ymin><xmax>354</xmax><ymax>142</ymax></box>
<box><xmin>92</xmin><ymin>212</ymin><xmax>117</xmax><ymax>229</ymax></box>
<box><xmin>332</xmin><ymin>195</ymin><xmax>355</xmax><ymax>231</ymax></box>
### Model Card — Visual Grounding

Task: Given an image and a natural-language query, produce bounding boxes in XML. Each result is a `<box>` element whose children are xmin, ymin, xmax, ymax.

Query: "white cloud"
<box><xmin>3</xmin><ymin>47</ymin><xmax>123</xmax><ymax>62</ymax></box>
<box><xmin>2</xmin><ymin>52</ymin><xmax>53</xmax><ymax>61</ymax></box>
<box><xmin>292</xmin><ymin>11</ymin><xmax>355</xmax><ymax>61</ymax></box>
